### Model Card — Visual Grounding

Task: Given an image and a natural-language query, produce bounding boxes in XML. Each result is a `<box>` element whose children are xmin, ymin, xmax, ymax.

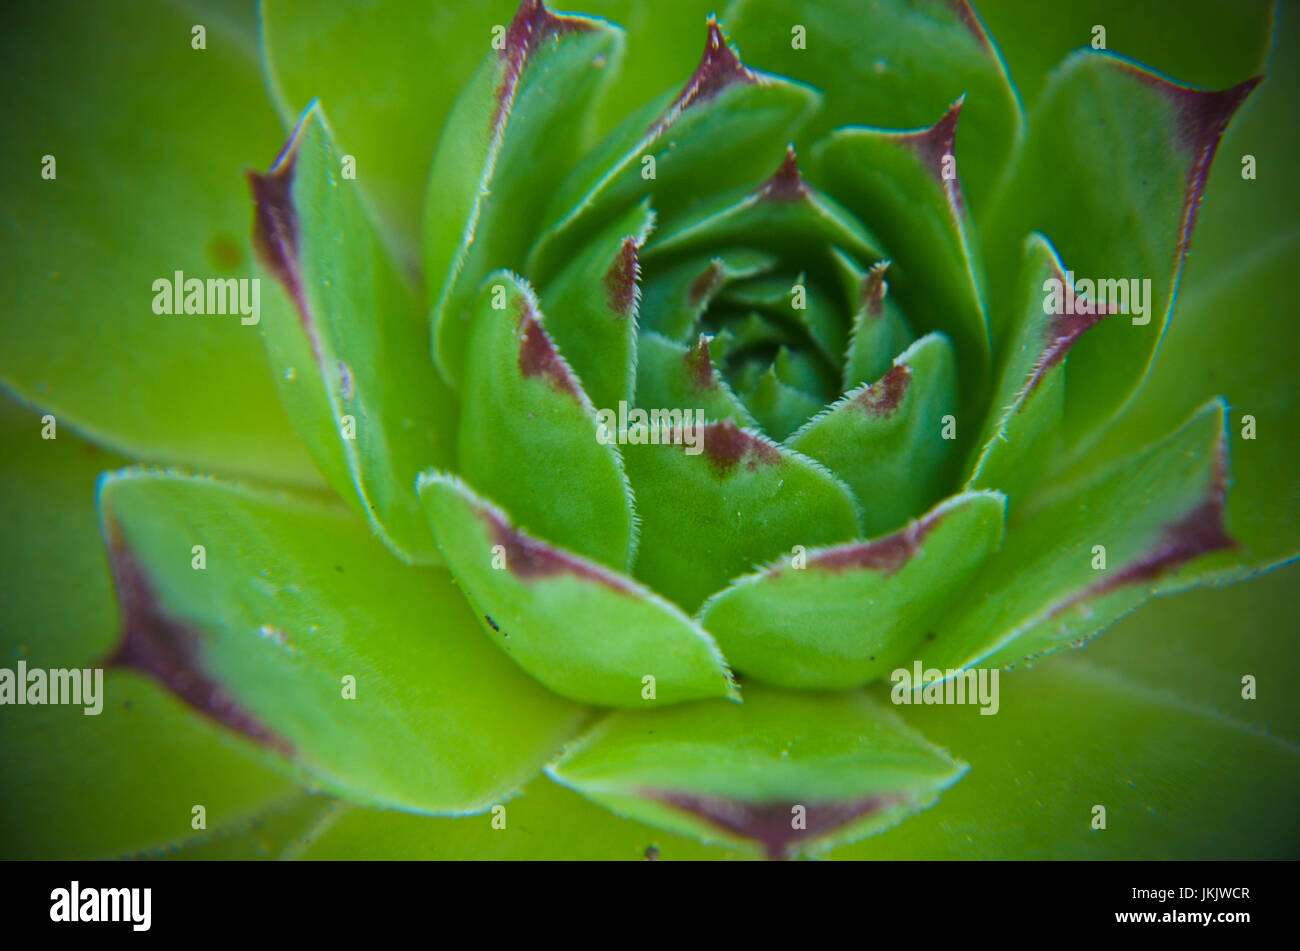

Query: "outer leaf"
<box><xmin>297</xmin><ymin>777</ymin><xmax>732</xmax><ymax>860</ymax></box>
<box><xmin>98</xmin><ymin>470</ymin><xmax>585</xmax><ymax>814</ymax></box>
<box><xmin>976</xmin><ymin>0</ymin><xmax>1273</xmax><ymax>112</ymax></box>
<box><xmin>926</xmin><ymin>399</ymin><xmax>1236</xmax><ymax>672</ymax></box>
<box><xmin>526</xmin><ymin>18</ymin><xmax>821</xmax><ymax>282</ymax></box>
<box><xmin>1063</xmin><ymin>5</ymin><xmax>1299</xmax><ymax>580</ymax></box>
<box><xmin>981</xmin><ymin>52</ymin><xmax>1259</xmax><ymax>449</ymax></box>
<box><xmin>788</xmin><ymin>334</ymin><xmax>958</xmax><ymax>536</ymax></box>
<box><xmin>418</xmin><ymin>472</ymin><xmax>737</xmax><ymax>708</ymax></box>
<box><xmin>425</xmin><ymin>0</ymin><xmax>625</xmax><ymax>386</ymax></box>
<box><xmin>622</xmin><ymin>420</ymin><xmax>861</xmax><ymax>612</ymax></box>
<box><xmin>836</xmin><ymin>653</ymin><xmax>1300</xmax><ymax>859</ymax></box>
<box><xmin>251</xmin><ymin>103</ymin><xmax>454</xmax><ymax>565</ymax></box>
<box><xmin>0</xmin><ymin>401</ymin><xmax>301</xmax><ymax>860</ymax></box>
<box><xmin>261</xmin><ymin>0</ymin><xmax>520</xmax><ymax>262</ymax></box>
<box><xmin>813</xmin><ymin>103</ymin><xmax>992</xmax><ymax>396</ymax></box>
<box><xmin>457</xmin><ymin>271</ymin><xmax>635</xmax><ymax>570</ymax></box>
<box><xmin>700</xmin><ymin>491</ymin><xmax>1006</xmax><ymax>690</ymax></box>
<box><xmin>547</xmin><ymin>684</ymin><xmax>967</xmax><ymax>858</ymax></box>
<box><xmin>724</xmin><ymin>0</ymin><xmax>1024</xmax><ymax>216</ymax></box>
<box><xmin>0</xmin><ymin>0</ymin><xmax>319</xmax><ymax>485</ymax></box>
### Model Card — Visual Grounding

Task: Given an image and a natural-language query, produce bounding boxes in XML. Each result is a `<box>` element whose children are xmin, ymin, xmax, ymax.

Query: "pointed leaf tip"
<box><xmin>517</xmin><ymin>308</ymin><xmax>583</xmax><ymax>402</ymax></box>
<box><xmin>756</xmin><ymin>145</ymin><xmax>809</xmax><ymax>201</ymax></box>
<box><xmin>701</xmin><ymin>419</ymin><xmax>781</xmax><ymax>474</ymax></box>
<box><xmin>648</xmin><ymin>16</ymin><xmax>757</xmax><ymax>137</ymax></box>
<box><xmin>861</xmin><ymin>260</ymin><xmax>891</xmax><ymax>317</ymax></box>
<box><xmin>495</xmin><ymin>0</ymin><xmax>595</xmax><ymax>131</ymax></box>
<box><xmin>604</xmin><ymin>236</ymin><xmax>641</xmax><ymax>317</ymax></box>
<box><xmin>851</xmin><ymin>363</ymin><xmax>911</xmax><ymax>417</ymax></box>
<box><xmin>899</xmin><ymin>98</ymin><xmax>967</xmax><ymax>217</ymax></box>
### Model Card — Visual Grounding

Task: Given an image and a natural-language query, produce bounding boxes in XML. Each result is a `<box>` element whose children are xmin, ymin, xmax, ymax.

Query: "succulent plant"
<box><xmin>2</xmin><ymin>0</ymin><xmax>1298</xmax><ymax>860</ymax></box>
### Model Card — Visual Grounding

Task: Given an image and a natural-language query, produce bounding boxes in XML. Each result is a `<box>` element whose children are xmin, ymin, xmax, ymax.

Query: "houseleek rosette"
<box><xmin>3</xmin><ymin>0</ymin><xmax>1298</xmax><ymax>860</ymax></box>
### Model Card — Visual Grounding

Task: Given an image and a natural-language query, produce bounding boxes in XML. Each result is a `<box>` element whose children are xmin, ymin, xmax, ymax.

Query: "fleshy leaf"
<box><xmin>622</xmin><ymin>419</ymin><xmax>861</xmax><ymax>612</ymax></box>
<box><xmin>260</xmin><ymin>0</ymin><xmax>521</xmax><ymax>262</ymax></box>
<box><xmin>644</xmin><ymin>146</ymin><xmax>883</xmax><ymax>271</ymax></box>
<box><xmin>536</xmin><ymin>200</ymin><xmax>655</xmax><ymax>411</ymax></box>
<box><xmin>418</xmin><ymin>472</ymin><xmax>737</xmax><ymax>708</ymax></box>
<box><xmin>975</xmin><ymin>0</ymin><xmax>1273</xmax><ymax>112</ymax></box>
<box><xmin>981</xmin><ymin>52</ymin><xmax>1259</xmax><ymax>449</ymax></box>
<box><xmin>250</xmin><ymin>103</ymin><xmax>454</xmax><ymax>565</ymax></box>
<box><xmin>638</xmin><ymin>248</ymin><xmax>774</xmax><ymax>341</ymax></box>
<box><xmin>98</xmin><ymin>470</ymin><xmax>585</xmax><ymax>814</ymax></box>
<box><xmin>813</xmin><ymin>103</ymin><xmax>991</xmax><ymax>396</ymax></box>
<box><xmin>297</xmin><ymin>777</ymin><xmax>731</xmax><ymax>860</ymax></box>
<box><xmin>841</xmin><ymin>260</ymin><xmax>915</xmax><ymax>391</ymax></box>
<box><xmin>837</xmin><ymin>651</ymin><xmax>1300</xmax><ymax>859</ymax></box>
<box><xmin>547</xmin><ymin>684</ymin><xmax>967</xmax><ymax>858</ymax></box>
<box><xmin>425</xmin><ymin>0</ymin><xmax>625</xmax><ymax>386</ymax></box>
<box><xmin>526</xmin><ymin>17</ymin><xmax>821</xmax><ymax>282</ymax></box>
<box><xmin>457</xmin><ymin>271</ymin><xmax>635</xmax><ymax>570</ymax></box>
<box><xmin>0</xmin><ymin>0</ymin><xmax>320</xmax><ymax>486</ymax></box>
<box><xmin>723</xmin><ymin>0</ymin><xmax>1024</xmax><ymax>216</ymax></box>
<box><xmin>1061</xmin><ymin>9</ymin><xmax>1297</xmax><ymax>581</ymax></box>
<box><xmin>635</xmin><ymin>332</ymin><xmax>757</xmax><ymax>428</ymax></box>
<box><xmin>788</xmin><ymin>334</ymin><xmax>958</xmax><ymax>537</ymax></box>
<box><xmin>965</xmin><ymin>233</ymin><xmax>1110</xmax><ymax>504</ymax></box>
<box><xmin>700</xmin><ymin>491</ymin><xmax>1005</xmax><ymax>690</ymax></box>
<box><xmin>926</xmin><ymin>399</ymin><xmax>1236</xmax><ymax>672</ymax></box>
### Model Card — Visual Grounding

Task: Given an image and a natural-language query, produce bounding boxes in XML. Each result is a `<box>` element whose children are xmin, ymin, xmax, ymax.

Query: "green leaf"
<box><xmin>836</xmin><ymin>652</ymin><xmax>1300</xmax><ymax>859</ymax></box>
<box><xmin>975</xmin><ymin>0</ymin><xmax>1274</xmax><ymax>113</ymax></box>
<box><xmin>250</xmin><ymin>103</ymin><xmax>455</xmax><ymax>566</ymax></box>
<box><xmin>526</xmin><ymin>18</ymin><xmax>821</xmax><ymax>282</ymax></box>
<box><xmin>637</xmin><ymin>248</ymin><xmax>775</xmax><ymax>341</ymax></box>
<box><xmin>980</xmin><ymin>52</ymin><xmax>1259</xmax><ymax>449</ymax></box>
<box><xmin>723</xmin><ymin>0</ymin><xmax>1024</xmax><ymax>216</ymax></box>
<box><xmin>425</xmin><ymin>1</ymin><xmax>624</xmax><ymax>387</ymax></box>
<box><xmin>621</xmin><ymin>419</ymin><xmax>861</xmax><ymax>612</ymax></box>
<box><xmin>547</xmin><ymin>684</ymin><xmax>967</xmax><ymax>858</ymax></box>
<box><xmin>926</xmin><ymin>399</ymin><xmax>1236</xmax><ymax>672</ymax></box>
<box><xmin>261</xmin><ymin>0</ymin><xmax>521</xmax><ymax>262</ymax></box>
<box><xmin>813</xmin><ymin>104</ymin><xmax>992</xmax><ymax>396</ymax></box>
<box><xmin>98</xmin><ymin>469</ymin><xmax>585</xmax><ymax>814</ymax></box>
<box><xmin>149</xmin><ymin>792</ymin><xmax>338</xmax><ymax>860</ymax></box>
<box><xmin>644</xmin><ymin>146</ymin><xmax>883</xmax><ymax>272</ymax></box>
<box><xmin>297</xmin><ymin>777</ymin><xmax>732</xmax><ymax>860</ymax></box>
<box><xmin>457</xmin><ymin>271</ymin><xmax>635</xmax><ymax>570</ymax></box>
<box><xmin>418</xmin><ymin>472</ymin><xmax>737</xmax><ymax>708</ymax></box>
<box><xmin>0</xmin><ymin>0</ymin><xmax>319</xmax><ymax>486</ymax></box>
<box><xmin>1061</xmin><ymin>5</ymin><xmax>1299</xmax><ymax>580</ymax></box>
<box><xmin>0</xmin><ymin>400</ymin><xmax>302</xmax><ymax>860</ymax></box>
<box><xmin>788</xmin><ymin>334</ymin><xmax>958</xmax><ymax>536</ymax></box>
<box><xmin>634</xmin><ymin>332</ymin><xmax>757</xmax><ymax>428</ymax></box>
<box><xmin>537</xmin><ymin>200</ymin><xmax>655</xmax><ymax>412</ymax></box>
<box><xmin>841</xmin><ymin>260</ymin><xmax>915</xmax><ymax>391</ymax></box>
<box><xmin>700</xmin><ymin>491</ymin><xmax>1005</xmax><ymax>690</ymax></box>
<box><xmin>965</xmin><ymin>233</ymin><xmax>1106</xmax><ymax>504</ymax></box>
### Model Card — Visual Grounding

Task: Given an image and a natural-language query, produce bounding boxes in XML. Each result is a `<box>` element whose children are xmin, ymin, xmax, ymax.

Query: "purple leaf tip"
<box><xmin>756</xmin><ymin>146</ymin><xmax>809</xmax><ymax>202</ymax></box>
<box><xmin>649</xmin><ymin>16</ymin><xmax>756</xmax><ymax>138</ymax></box>
<box><xmin>102</xmin><ymin>529</ymin><xmax>293</xmax><ymax>757</ymax></box>
<box><xmin>898</xmin><ymin>99</ymin><xmax>966</xmax><ymax>218</ymax></box>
